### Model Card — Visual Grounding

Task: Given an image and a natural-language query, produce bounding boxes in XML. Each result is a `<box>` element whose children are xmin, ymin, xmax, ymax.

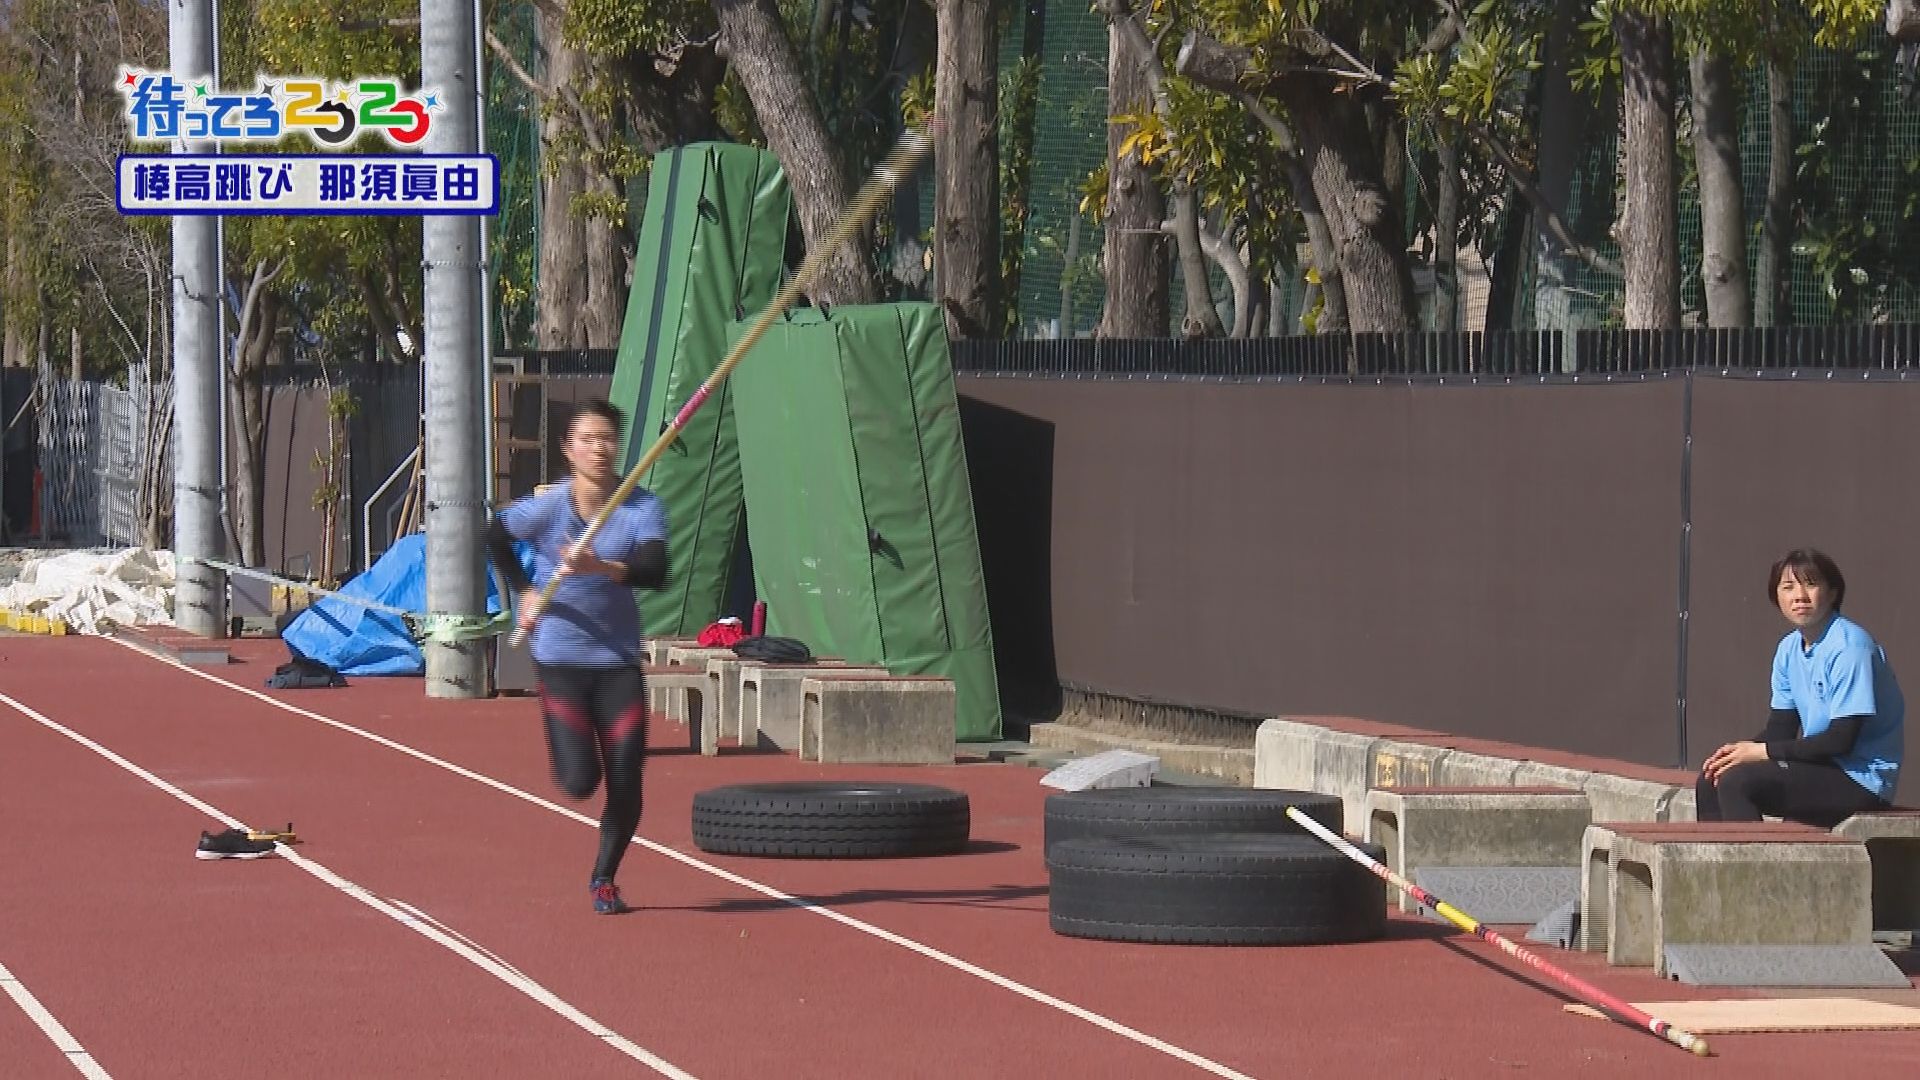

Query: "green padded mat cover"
<box><xmin>729</xmin><ymin>303</ymin><xmax>1002</xmax><ymax>741</ymax></box>
<box><xmin>607</xmin><ymin>143</ymin><xmax>791</xmax><ymax>638</ymax></box>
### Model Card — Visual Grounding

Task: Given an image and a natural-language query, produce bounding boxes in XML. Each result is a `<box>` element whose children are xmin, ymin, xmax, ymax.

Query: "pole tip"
<box><xmin>1690</xmin><ymin>1038</ymin><xmax>1712</xmax><ymax>1057</ymax></box>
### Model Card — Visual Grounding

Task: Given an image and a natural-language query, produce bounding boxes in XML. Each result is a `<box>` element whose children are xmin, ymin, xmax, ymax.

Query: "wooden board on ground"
<box><xmin>1565</xmin><ymin>997</ymin><xmax>1920</xmax><ymax>1033</ymax></box>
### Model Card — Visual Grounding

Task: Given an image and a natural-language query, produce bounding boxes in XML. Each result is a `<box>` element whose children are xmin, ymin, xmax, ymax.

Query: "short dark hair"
<box><xmin>1769</xmin><ymin>548</ymin><xmax>1846</xmax><ymax>611</ymax></box>
<box><xmin>568</xmin><ymin>398</ymin><xmax>625</xmax><ymax>437</ymax></box>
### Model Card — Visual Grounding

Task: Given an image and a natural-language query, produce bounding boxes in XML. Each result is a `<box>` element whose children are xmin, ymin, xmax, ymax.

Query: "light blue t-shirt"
<box><xmin>498</xmin><ymin>480</ymin><xmax>669</xmax><ymax>668</ymax></box>
<box><xmin>1771</xmin><ymin>613</ymin><xmax>1906</xmax><ymax>802</ymax></box>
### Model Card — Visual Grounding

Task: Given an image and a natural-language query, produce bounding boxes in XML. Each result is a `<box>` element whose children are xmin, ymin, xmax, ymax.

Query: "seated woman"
<box><xmin>1697</xmin><ymin>548</ymin><xmax>1906</xmax><ymax>828</ymax></box>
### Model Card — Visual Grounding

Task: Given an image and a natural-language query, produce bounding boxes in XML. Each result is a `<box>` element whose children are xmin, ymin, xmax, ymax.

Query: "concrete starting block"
<box><xmin>800</xmin><ymin>673</ymin><xmax>956</xmax><ymax>765</ymax></box>
<box><xmin>118</xmin><ymin>624</ymin><xmax>229</xmax><ymax>665</ymax></box>
<box><xmin>740</xmin><ymin>661</ymin><xmax>886</xmax><ymax>751</ymax></box>
<box><xmin>1580</xmin><ymin>821</ymin><xmax>1905</xmax><ymax>987</ymax></box>
<box><xmin>1833</xmin><ymin>809</ymin><xmax>1920</xmax><ymax>931</ymax></box>
<box><xmin>1365</xmin><ymin>786</ymin><xmax>1590</xmax><ymax>922</ymax></box>
<box><xmin>1040</xmin><ymin>749</ymin><xmax>1161</xmax><ymax>792</ymax></box>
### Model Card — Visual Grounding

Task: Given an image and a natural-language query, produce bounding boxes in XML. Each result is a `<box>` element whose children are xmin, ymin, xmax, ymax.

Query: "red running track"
<box><xmin>2</xmin><ymin>633</ymin><xmax>1918</xmax><ymax>1079</ymax></box>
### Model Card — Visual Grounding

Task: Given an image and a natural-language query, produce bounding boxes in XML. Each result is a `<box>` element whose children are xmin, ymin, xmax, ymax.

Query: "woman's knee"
<box><xmin>1693</xmin><ymin>770</ymin><xmax>1722</xmax><ymax>818</ymax></box>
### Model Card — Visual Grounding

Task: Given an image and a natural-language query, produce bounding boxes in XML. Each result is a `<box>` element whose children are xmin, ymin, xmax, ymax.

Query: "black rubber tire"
<box><xmin>1047</xmin><ymin>832</ymin><xmax>1389</xmax><ymax>946</ymax></box>
<box><xmin>1043</xmin><ymin>786</ymin><xmax>1345</xmax><ymax>854</ymax></box>
<box><xmin>690</xmin><ymin>781</ymin><xmax>971</xmax><ymax>858</ymax></box>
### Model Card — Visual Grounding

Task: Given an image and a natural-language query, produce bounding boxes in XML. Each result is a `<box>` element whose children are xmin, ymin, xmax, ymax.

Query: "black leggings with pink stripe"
<box><xmin>535</xmin><ymin>663</ymin><xmax>650</xmax><ymax>882</ymax></box>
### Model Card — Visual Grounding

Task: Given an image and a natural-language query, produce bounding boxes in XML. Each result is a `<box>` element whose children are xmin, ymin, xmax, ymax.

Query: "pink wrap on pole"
<box><xmin>671</xmin><ymin>386</ymin><xmax>713</xmax><ymax>431</ymax></box>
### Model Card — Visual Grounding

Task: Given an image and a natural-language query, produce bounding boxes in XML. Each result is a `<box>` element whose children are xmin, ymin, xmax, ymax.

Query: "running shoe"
<box><xmin>196</xmin><ymin>828</ymin><xmax>277</xmax><ymax>860</ymax></box>
<box><xmin>590</xmin><ymin>877</ymin><xmax>631</xmax><ymax>915</ymax></box>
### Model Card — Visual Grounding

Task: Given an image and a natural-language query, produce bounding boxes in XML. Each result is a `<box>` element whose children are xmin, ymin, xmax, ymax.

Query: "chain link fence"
<box><xmin>34</xmin><ymin>363</ymin><xmax>171</xmax><ymax>548</ymax></box>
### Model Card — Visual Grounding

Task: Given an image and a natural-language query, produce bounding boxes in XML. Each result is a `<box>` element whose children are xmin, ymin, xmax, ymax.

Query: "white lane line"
<box><xmin>0</xmin><ymin>689</ymin><xmax>697</xmax><ymax>1080</ymax></box>
<box><xmin>0</xmin><ymin>958</ymin><xmax>112</xmax><ymax>1079</ymax></box>
<box><xmin>106</xmin><ymin>636</ymin><xmax>1255</xmax><ymax>1080</ymax></box>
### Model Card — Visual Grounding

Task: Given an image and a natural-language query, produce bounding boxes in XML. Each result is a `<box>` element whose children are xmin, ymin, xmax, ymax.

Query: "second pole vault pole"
<box><xmin>1285</xmin><ymin>807</ymin><xmax>1712</xmax><ymax>1057</ymax></box>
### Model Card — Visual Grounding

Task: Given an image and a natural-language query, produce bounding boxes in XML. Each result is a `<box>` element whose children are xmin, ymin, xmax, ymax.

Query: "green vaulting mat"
<box><xmin>728</xmin><ymin>303</ymin><xmax>1002</xmax><ymax>741</ymax></box>
<box><xmin>607</xmin><ymin>143</ymin><xmax>792</xmax><ymax>637</ymax></box>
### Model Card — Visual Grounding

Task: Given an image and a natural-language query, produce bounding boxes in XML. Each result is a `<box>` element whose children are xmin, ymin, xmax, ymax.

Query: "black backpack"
<box><xmin>267</xmin><ymin>652</ymin><xmax>347</xmax><ymax>689</ymax></box>
<box><xmin>730</xmin><ymin>635</ymin><xmax>813</xmax><ymax>664</ymax></box>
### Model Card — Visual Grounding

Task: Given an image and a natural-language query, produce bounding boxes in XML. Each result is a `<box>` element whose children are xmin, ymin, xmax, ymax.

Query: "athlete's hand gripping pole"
<box><xmin>509</xmin><ymin>124</ymin><xmax>940</xmax><ymax>647</ymax></box>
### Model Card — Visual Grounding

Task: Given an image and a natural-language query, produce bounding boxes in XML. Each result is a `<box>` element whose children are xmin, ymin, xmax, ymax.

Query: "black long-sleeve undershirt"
<box><xmin>486</xmin><ymin>516</ymin><xmax>667</xmax><ymax>592</ymax></box>
<box><xmin>1751</xmin><ymin>707</ymin><xmax>1867</xmax><ymax>763</ymax></box>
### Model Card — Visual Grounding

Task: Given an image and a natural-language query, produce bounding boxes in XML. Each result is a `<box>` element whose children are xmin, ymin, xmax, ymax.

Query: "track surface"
<box><xmin>3</xmin><ymin>634</ymin><xmax>1918</xmax><ymax>1079</ymax></box>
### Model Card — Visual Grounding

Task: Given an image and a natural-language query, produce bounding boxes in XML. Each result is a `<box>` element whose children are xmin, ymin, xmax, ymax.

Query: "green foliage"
<box><xmin>220</xmin><ymin>0</ymin><xmax>426</xmax><ymax>366</ymax></box>
<box><xmin>0</xmin><ymin>0</ymin><xmax>171</xmax><ymax>379</ymax></box>
<box><xmin>998</xmin><ymin>54</ymin><xmax>1044</xmax><ymax>335</ymax></box>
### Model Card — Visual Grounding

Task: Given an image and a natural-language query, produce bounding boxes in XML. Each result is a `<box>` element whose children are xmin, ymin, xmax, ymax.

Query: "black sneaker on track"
<box><xmin>196</xmin><ymin>828</ymin><xmax>277</xmax><ymax>860</ymax></box>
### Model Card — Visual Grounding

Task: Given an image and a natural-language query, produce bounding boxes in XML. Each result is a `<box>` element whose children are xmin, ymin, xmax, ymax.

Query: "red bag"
<box><xmin>696</xmin><ymin>618</ymin><xmax>746</xmax><ymax>648</ymax></box>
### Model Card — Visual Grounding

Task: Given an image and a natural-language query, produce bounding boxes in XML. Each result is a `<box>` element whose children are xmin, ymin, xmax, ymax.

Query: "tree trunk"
<box><xmin>1169</xmin><ymin>183</ymin><xmax>1224</xmax><ymax>337</ymax></box>
<box><xmin>1433</xmin><ymin>138</ymin><xmax>1460</xmax><ymax>332</ymax></box>
<box><xmin>1689</xmin><ymin>49</ymin><xmax>1750</xmax><ymax>327</ymax></box>
<box><xmin>1485</xmin><ymin>195</ymin><xmax>1533</xmax><ymax>332</ymax></box>
<box><xmin>1099</xmin><ymin>2</ymin><xmax>1218</xmax><ymax>334</ymax></box>
<box><xmin>932</xmin><ymin>0</ymin><xmax>1000</xmax><ymax>340</ymax></box>
<box><xmin>711</xmin><ymin>0</ymin><xmax>876</xmax><ymax>306</ymax></box>
<box><xmin>1098</xmin><ymin>23</ymin><xmax>1169</xmax><ymax>338</ymax></box>
<box><xmin>1195</xmin><ymin>217</ymin><xmax>1252</xmax><ymax>337</ymax></box>
<box><xmin>1058</xmin><ymin>204</ymin><xmax>1081</xmax><ymax>333</ymax></box>
<box><xmin>1172</xmin><ymin>30</ymin><xmax>1345</xmax><ymax>333</ymax></box>
<box><xmin>1614</xmin><ymin>10</ymin><xmax>1680</xmax><ymax>329</ymax></box>
<box><xmin>1755</xmin><ymin>56</ymin><xmax>1794</xmax><ymax>327</ymax></box>
<box><xmin>1532</xmin><ymin>0</ymin><xmax>1599</xmax><ymax>332</ymax></box>
<box><xmin>624</xmin><ymin>38</ymin><xmax>727</xmax><ymax>152</ymax></box>
<box><xmin>1279</xmin><ymin>87</ymin><xmax>1416</xmax><ymax>333</ymax></box>
<box><xmin>231</xmin><ymin>302</ymin><xmax>276</xmax><ymax>569</ymax></box>
<box><xmin>531</xmin><ymin>9</ymin><xmax>627</xmax><ymax>349</ymax></box>
<box><xmin>227</xmin><ymin>263</ymin><xmax>283</xmax><ymax>568</ymax></box>
<box><xmin>3</xmin><ymin>234</ymin><xmax>23</xmax><ymax>368</ymax></box>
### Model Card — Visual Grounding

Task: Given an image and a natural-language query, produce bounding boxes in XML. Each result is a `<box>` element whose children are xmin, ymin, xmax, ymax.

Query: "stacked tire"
<box><xmin>1044</xmin><ymin>787</ymin><xmax>1389</xmax><ymax>946</ymax></box>
<box><xmin>690</xmin><ymin>781</ymin><xmax>970</xmax><ymax>858</ymax></box>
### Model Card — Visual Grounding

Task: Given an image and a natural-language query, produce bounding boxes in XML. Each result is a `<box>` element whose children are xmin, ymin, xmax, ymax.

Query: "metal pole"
<box><xmin>170</xmin><ymin>0</ymin><xmax>226</xmax><ymax>637</ymax></box>
<box><xmin>472</xmin><ymin>0</ymin><xmax>495</xmax><ymax>510</ymax></box>
<box><xmin>420</xmin><ymin>0</ymin><xmax>490</xmax><ymax>697</ymax></box>
<box><xmin>212</xmin><ymin>0</ymin><xmax>229</xmax><ymax>562</ymax></box>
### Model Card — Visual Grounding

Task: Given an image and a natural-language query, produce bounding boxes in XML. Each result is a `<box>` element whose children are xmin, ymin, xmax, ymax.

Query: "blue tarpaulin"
<box><xmin>279</xmin><ymin>533</ymin><xmax>532</xmax><ymax>676</ymax></box>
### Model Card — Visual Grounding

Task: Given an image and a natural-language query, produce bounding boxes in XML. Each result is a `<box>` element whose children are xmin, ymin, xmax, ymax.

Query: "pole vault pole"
<box><xmin>1285</xmin><ymin>807</ymin><xmax>1712</xmax><ymax>1057</ymax></box>
<box><xmin>509</xmin><ymin>125</ymin><xmax>939</xmax><ymax>645</ymax></box>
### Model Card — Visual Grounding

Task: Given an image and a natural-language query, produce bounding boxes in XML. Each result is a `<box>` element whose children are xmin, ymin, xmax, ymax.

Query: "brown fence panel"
<box><xmin>958</xmin><ymin>375</ymin><xmax>1687</xmax><ymax>766</ymax></box>
<box><xmin>1684</xmin><ymin>376</ymin><xmax>1920</xmax><ymax>764</ymax></box>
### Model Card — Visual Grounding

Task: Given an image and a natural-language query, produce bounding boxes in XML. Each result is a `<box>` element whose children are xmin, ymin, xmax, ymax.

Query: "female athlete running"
<box><xmin>486</xmin><ymin>398</ymin><xmax>669</xmax><ymax>914</ymax></box>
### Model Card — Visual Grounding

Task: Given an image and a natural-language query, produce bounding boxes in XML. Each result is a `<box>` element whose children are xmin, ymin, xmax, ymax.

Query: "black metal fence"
<box><xmin>949</xmin><ymin>325</ymin><xmax>1920</xmax><ymax>379</ymax></box>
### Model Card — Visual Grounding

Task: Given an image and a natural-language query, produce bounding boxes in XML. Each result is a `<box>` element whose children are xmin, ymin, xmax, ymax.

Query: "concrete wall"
<box><xmin>957</xmin><ymin>372</ymin><xmax>1920</xmax><ymax>770</ymax></box>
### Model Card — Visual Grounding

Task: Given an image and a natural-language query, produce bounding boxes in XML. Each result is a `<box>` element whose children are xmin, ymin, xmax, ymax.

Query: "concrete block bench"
<box><xmin>1364</xmin><ymin>786</ymin><xmax>1591</xmax><ymax>921</ymax></box>
<box><xmin>1833</xmin><ymin>809</ymin><xmax>1920</xmax><ymax>931</ymax></box>
<box><xmin>643</xmin><ymin>663</ymin><xmax>710</xmax><ymax>753</ymax></box>
<box><xmin>799</xmin><ymin>673</ymin><xmax>956</xmax><ymax>765</ymax></box>
<box><xmin>738</xmin><ymin>660</ymin><xmax>884</xmax><ymax>751</ymax></box>
<box><xmin>646</xmin><ymin>636</ymin><xmax>698</xmax><ymax>666</ymax></box>
<box><xmin>704</xmin><ymin>653</ymin><xmax>855</xmax><ymax>748</ymax></box>
<box><xmin>1579</xmin><ymin>821</ymin><xmax>1904</xmax><ymax>987</ymax></box>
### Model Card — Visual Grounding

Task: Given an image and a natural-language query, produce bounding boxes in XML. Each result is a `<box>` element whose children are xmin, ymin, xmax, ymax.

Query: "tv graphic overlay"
<box><xmin>114</xmin><ymin>68</ymin><xmax>497</xmax><ymax>218</ymax></box>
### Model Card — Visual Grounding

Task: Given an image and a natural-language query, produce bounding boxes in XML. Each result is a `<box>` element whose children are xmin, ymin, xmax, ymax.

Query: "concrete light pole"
<box><xmin>170</xmin><ymin>0</ymin><xmax>226</xmax><ymax>637</ymax></box>
<box><xmin>420</xmin><ymin>0</ymin><xmax>491</xmax><ymax>697</ymax></box>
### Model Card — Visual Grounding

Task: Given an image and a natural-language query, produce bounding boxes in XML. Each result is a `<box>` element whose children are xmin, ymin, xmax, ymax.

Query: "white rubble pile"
<box><xmin>0</xmin><ymin>548</ymin><xmax>176</xmax><ymax>634</ymax></box>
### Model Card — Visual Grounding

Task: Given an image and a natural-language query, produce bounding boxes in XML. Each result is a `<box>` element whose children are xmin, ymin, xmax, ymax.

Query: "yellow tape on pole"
<box><xmin>508</xmin><ymin>124</ymin><xmax>939</xmax><ymax>646</ymax></box>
